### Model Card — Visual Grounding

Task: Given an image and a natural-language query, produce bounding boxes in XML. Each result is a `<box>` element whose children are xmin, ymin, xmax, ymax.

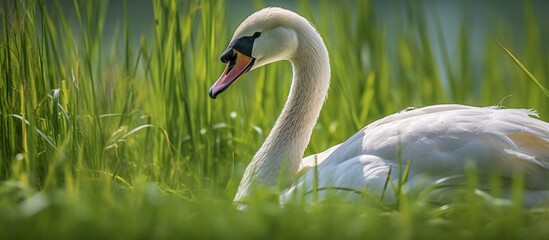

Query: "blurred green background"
<box><xmin>1</xmin><ymin>0</ymin><xmax>549</xmax><ymax>238</ymax></box>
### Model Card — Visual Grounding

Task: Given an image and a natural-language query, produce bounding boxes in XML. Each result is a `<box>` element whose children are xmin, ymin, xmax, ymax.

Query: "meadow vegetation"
<box><xmin>1</xmin><ymin>0</ymin><xmax>548</xmax><ymax>238</ymax></box>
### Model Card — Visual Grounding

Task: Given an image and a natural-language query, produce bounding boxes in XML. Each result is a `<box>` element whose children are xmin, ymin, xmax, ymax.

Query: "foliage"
<box><xmin>1</xmin><ymin>0</ymin><xmax>548</xmax><ymax>238</ymax></box>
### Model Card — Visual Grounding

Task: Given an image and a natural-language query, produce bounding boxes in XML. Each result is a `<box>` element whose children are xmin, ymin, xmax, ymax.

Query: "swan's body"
<box><xmin>209</xmin><ymin>7</ymin><xmax>549</xmax><ymax>206</ymax></box>
<box><xmin>283</xmin><ymin>104</ymin><xmax>549</xmax><ymax>206</ymax></box>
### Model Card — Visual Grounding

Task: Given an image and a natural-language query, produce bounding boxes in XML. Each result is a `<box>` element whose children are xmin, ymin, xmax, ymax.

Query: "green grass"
<box><xmin>1</xmin><ymin>0</ymin><xmax>549</xmax><ymax>238</ymax></box>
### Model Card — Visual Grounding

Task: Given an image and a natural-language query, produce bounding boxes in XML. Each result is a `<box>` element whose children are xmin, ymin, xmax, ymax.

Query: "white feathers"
<box><xmin>282</xmin><ymin>105</ymin><xmax>549</xmax><ymax>205</ymax></box>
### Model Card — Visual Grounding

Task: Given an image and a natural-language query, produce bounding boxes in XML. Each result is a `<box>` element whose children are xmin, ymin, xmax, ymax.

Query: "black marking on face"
<box><xmin>220</xmin><ymin>32</ymin><xmax>262</xmax><ymax>62</ymax></box>
<box><xmin>220</xmin><ymin>48</ymin><xmax>235</xmax><ymax>63</ymax></box>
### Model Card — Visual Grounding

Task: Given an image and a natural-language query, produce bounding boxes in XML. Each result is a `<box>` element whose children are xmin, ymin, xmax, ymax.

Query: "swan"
<box><xmin>208</xmin><ymin>7</ymin><xmax>549</xmax><ymax>206</ymax></box>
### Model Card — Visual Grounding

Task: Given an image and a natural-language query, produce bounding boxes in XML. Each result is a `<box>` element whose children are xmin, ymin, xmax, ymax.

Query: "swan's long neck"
<box><xmin>235</xmin><ymin>25</ymin><xmax>330</xmax><ymax>202</ymax></box>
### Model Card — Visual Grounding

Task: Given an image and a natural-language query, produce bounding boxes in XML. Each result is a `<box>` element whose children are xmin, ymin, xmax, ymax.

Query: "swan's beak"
<box><xmin>209</xmin><ymin>49</ymin><xmax>255</xmax><ymax>99</ymax></box>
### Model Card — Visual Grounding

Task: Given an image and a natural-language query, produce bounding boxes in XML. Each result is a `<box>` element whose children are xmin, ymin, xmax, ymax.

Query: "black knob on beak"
<box><xmin>220</xmin><ymin>48</ymin><xmax>234</xmax><ymax>63</ymax></box>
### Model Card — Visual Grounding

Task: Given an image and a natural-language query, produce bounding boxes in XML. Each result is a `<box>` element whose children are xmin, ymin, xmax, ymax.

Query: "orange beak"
<box><xmin>209</xmin><ymin>49</ymin><xmax>255</xmax><ymax>99</ymax></box>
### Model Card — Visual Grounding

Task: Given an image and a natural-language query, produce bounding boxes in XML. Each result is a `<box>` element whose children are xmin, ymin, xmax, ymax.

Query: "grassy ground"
<box><xmin>1</xmin><ymin>0</ymin><xmax>549</xmax><ymax>239</ymax></box>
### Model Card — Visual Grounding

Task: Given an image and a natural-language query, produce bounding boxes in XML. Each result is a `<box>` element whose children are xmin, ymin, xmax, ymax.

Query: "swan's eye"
<box><xmin>253</xmin><ymin>32</ymin><xmax>261</xmax><ymax>38</ymax></box>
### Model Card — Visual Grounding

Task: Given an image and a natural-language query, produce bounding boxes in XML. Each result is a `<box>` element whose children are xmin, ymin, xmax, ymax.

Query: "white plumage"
<box><xmin>285</xmin><ymin>104</ymin><xmax>549</xmax><ymax>206</ymax></box>
<box><xmin>208</xmin><ymin>7</ymin><xmax>549</xmax><ymax>206</ymax></box>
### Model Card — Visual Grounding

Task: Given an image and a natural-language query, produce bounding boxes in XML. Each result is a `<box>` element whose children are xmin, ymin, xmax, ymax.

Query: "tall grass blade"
<box><xmin>497</xmin><ymin>40</ymin><xmax>549</xmax><ymax>98</ymax></box>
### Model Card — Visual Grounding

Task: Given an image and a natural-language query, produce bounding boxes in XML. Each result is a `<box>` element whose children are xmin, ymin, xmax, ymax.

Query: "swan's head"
<box><xmin>209</xmin><ymin>7</ymin><xmax>303</xmax><ymax>99</ymax></box>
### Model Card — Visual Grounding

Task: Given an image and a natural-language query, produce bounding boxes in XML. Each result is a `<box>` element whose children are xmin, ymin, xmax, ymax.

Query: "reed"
<box><xmin>1</xmin><ymin>0</ymin><xmax>548</xmax><ymax>238</ymax></box>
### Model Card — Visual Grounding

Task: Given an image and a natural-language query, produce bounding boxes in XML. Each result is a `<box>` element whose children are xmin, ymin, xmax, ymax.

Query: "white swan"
<box><xmin>209</xmin><ymin>7</ymin><xmax>549</xmax><ymax>206</ymax></box>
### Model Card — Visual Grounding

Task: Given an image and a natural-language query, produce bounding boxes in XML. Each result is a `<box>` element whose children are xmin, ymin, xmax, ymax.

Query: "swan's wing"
<box><xmin>285</xmin><ymin>104</ymin><xmax>549</xmax><ymax>204</ymax></box>
<box><xmin>300</xmin><ymin>144</ymin><xmax>341</xmax><ymax>168</ymax></box>
<box><xmin>326</xmin><ymin>104</ymin><xmax>549</xmax><ymax>172</ymax></box>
